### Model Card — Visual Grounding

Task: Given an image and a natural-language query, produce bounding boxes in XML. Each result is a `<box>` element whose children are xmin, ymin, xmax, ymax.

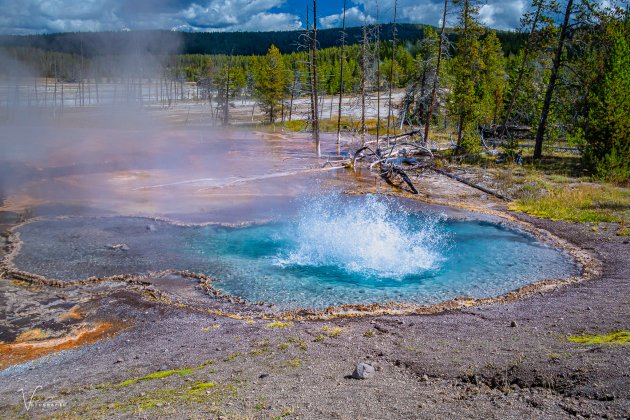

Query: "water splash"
<box><xmin>276</xmin><ymin>194</ymin><xmax>448</xmax><ymax>278</ymax></box>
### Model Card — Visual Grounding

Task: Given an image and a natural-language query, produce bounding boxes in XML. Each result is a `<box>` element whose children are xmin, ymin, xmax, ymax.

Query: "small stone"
<box><xmin>259</xmin><ymin>373</ymin><xmax>269</xmax><ymax>379</ymax></box>
<box><xmin>587</xmin><ymin>306</ymin><xmax>592</xmax><ymax>311</ymax></box>
<box><xmin>352</xmin><ymin>362</ymin><xmax>375</xmax><ymax>380</ymax></box>
<box><xmin>421</xmin><ymin>374</ymin><xmax>429</xmax><ymax>382</ymax></box>
<box><xmin>146</xmin><ymin>224</ymin><xmax>157</xmax><ymax>231</ymax></box>
<box><xmin>374</xmin><ymin>324</ymin><xmax>389</xmax><ymax>333</ymax></box>
<box><xmin>115</xmin><ymin>358</ymin><xmax>123</xmax><ymax>364</ymax></box>
<box><xmin>510</xmin><ymin>321</ymin><xmax>517</xmax><ymax>328</ymax></box>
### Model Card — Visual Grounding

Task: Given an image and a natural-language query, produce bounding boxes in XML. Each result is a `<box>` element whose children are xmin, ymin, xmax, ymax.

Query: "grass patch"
<box><xmin>509</xmin><ymin>183</ymin><xmax>630</xmax><ymax>223</ymax></box>
<box><xmin>188</xmin><ymin>382</ymin><xmax>216</xmax><ymax>394</ymax></box>
<box><xmin>286</xmin><ymin>336</ymin><xmax>308</xmax><ymax>350</ymax></box>
<box><xmin>285</xmin><ymin>358</ymin><xmax>302</xmax><ymax>368</ymax></box>
<box><xmin>250</xmin><ymin>347</ymin><xmax>271</xmax><ymax>356</ymax></box>
<box><xmin>321</xmin><ymin>326</ymin><xmax>343</xmax><ymax>338</ymax></box>
<box><xmin>116</xmin><ymin>368</ymin><xmax>194</xmax><ymax>387</ymax></box>
<box><xmin>201</xmin><ymin>324</ymin><xmax>221</xmax><ymax>331</ymax></box>
<box><xmin>279</xmin><ymin>117</ymin><xmax>411</xmax><ymax>136</ymax></box>
<box><xmin>568</xmin><ymin>331</ymin><xmax>630</xmax><ymax>345</ymax></box>
<box><xmin>277</xmin><ymin>343</ymin><xmax>290</xmax><ymax>351</ymax></box>
<box><xmin>266</xmin><ymin>321</ymin><xmax>293</xmax><ymax>329</ymax></box>
<box><xmin>281</xmin><ymin>120</ymin><xmax>307</xmax><ymax>132</ymax></box>
<box><xmin>223</xmin><ymin>352</ymin><xmax>242</xmax><ymax>362</ymax></box>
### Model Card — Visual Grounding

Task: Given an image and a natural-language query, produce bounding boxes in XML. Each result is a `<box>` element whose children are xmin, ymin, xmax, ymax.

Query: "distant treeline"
<box><xmin>0</xmin><ymin>24</ymin><xmax>526</xmax><ymax>57</ymax></box>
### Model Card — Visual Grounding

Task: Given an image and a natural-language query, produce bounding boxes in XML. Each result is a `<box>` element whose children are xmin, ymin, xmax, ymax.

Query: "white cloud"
<box><xmin>0</xmin><ymin>0</ymin><xmax>301</xmax><ymax>34</ymax></box>
<box><xmin>0</xmin><ymin>0</ymin><xmax>528</xmax><ymax>35</ymax></box>
<box><xmin>353</xmin><ymin>0</ymin><xmax>525</xmax><ymax>29</ymax></box>
<box><xmin>479</xmin><ymin>0</ymin><xmax>525</xmax><ymax>29</ymax></box>
<box><xmin>319</xmin><ymin>6</ymin><xmax>376</xmax><ymax>29</ymax></box>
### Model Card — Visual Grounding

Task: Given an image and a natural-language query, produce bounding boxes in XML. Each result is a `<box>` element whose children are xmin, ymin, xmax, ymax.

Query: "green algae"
<box><xmin>117</xmin><ymin>368</ymin><xmax>194</xmax><ymax>387</ymax></box>
<box><xmin>266</xmin><ymin>321</ymin><xmax>293</xmax><ymax>329</ymax></box>
<box><xmin>568</xmin><ymin>330</ymin><xmax>630</xmax><ymax>345</ymax></box>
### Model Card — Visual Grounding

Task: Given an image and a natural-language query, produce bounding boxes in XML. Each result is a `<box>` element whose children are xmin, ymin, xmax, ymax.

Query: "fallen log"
<box><xmin>431</xmin><ymin>168</ymin><xmax>512</xmax><ymax>202</ymax></box>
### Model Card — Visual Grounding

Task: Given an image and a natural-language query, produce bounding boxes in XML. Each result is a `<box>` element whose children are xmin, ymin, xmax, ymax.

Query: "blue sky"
<box><xmin>0</xmin><ymin>0</ymin><xmax>526</xmax><ymax>35</ymax></box>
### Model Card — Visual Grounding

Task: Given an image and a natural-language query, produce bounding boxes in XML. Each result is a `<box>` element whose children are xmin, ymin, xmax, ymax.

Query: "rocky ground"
<box><xmin>0</xmin><ymin>187</ymin><xmax>628</xmax><ymax>419</ymax></box>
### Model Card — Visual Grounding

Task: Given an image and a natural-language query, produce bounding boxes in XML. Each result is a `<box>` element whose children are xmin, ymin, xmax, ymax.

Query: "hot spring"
<box><xmin>12</xmin><ymin>194</ymin><xmax>579</xmax><ymax>309</ymax></box>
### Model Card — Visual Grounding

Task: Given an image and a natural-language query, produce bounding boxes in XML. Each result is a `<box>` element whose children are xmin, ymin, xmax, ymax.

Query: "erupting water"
<box><xmin>275</xmin><ymin>194</ymin><xmax>446</xmax><ymax>278</ymax></box>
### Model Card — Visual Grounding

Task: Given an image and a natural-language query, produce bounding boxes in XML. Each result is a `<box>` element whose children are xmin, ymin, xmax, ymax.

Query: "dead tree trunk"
<box><xmin>533</xmin><ymin>0</ymin><xmax>573</xmax><ymax>160</ymax></box>
<box><xmin>376</xmin><ymin>11</ymin><xmax>381</xmax><ymax>146</ymax></box>
<box><xmin>501</xmin><ymin>5</ymin><xmax>541</xmax><ymax>136</ymax></box>
<box><xmin>336</xmin><ymin>0</ymin><xmax>347</xmax><ymax>144</ymax></box>
<box><xmin>424</xmin><ymin>0</ymin><xmax>448</xmax><ymax>145</ymax></box>
<box><xmin>223</xmin><ymin>55</ymin><xmax>232</xmax><ymax>125</ymax></box>
<box><xmin>360</xmin><ymin>21</ymin><xmax>368</xmax><ymax>144</ymax></box>
<box><xmin>431</xmin><ymin>168</ymin><xmax>512</xmax><ymax>201</ymax></box>
<box><xmin>312</xmin><ymin>0</ymin><xmax>321</xmax><ymax>155</ymax></box>
<box><xmin>386</xmin><ymin>0</ymin><xmax>398</xmax><ymax>145</ymax></box>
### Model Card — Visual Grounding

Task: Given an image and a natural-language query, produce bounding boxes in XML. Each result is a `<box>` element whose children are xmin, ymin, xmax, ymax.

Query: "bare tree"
<box><xmin>533</xmin><ymin>0</ymin><xmax>573</xmax><ymax>159</ymax></box>
<box><xmin>360</xmin><ymin>17</ymin><xmax>369</xmax><ymax>143</ymax></box>
<box><xmin>424</xmin><ymin>0</ymin><xmax>449</xmax><ymax>144</ymax></box>
<box><xmin>336</xmin><ymin>0</ymin><xmax>348</xmax><ymax>144</ymax></box>
<box><xmin>312</xmin><ymin>0</ymin><xmax>321</xmax><ymax>155</ymax></box>
<box><xmin>386</xmin><ymin>0</ymin><xmax>398</xmax><ymax>145</ymax></box>
<box><xmin>500</xmin><ymin>0</ymin><xmax>555</xmax><ymax>138</ymax></box>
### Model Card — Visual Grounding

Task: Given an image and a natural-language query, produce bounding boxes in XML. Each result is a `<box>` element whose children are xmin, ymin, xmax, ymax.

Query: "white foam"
<box><xmin>275</xmin><ymin>194</ymin><xmax>447</xmax><ymax>278</ymax></box>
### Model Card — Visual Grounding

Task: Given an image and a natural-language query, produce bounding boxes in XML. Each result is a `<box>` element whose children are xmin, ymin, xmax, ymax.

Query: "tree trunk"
<box><xmin>289</xmin><ymin>71</ymin><xmax>297</xmax><ymax>122</ymax></box>
<box><xmin>312</xmin><ymin>0</ymin><xmax>320</xmax><ymax>155</ymax></box>
<box><xmin>424</xmin><ymin>0</ymin><xmax>448</xmax><ymax>144</ymax></box>
<box><xmin>386</xmin><ymin>0</ymin><xmax>398</xmax><ymax>145</ymax></box>
<box><xmin>501</xmin><ymin>5</ymin><xmax>541</xmax><ymax>135</ymax></box>
<box><xmin>360</xmin><ymin>21</ymin><xmax>367</xmax><ymax>144</ymax></box>
<box><xmin>336</xmin><ymin>0</ymin><xmax>347</xmax><ymax>144</ymax></box>
<box><xmin>376</xmin><ymin>5</ymin><xmax>381</xmax><ymax>145</ymax></box>
<box><xmin>223</xmin><ymin>56</ymin><xmax>232</xmax><ymax>125</ymax></box>
<box><xmin>533</xmin><ymin>0</ymin><xmax>573</xmax><ymax>160</ymax></box>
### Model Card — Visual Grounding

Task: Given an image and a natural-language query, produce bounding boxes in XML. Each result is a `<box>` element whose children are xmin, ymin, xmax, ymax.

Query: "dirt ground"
<box><xmin>0</xmin><ymin>106</ymin><xmax>628</xmax><ymax>419</ymax></box>
<box><xmin>1</xmin><ymin>187</ymin><xmax>628</xmax><ymax>419</ymax></box>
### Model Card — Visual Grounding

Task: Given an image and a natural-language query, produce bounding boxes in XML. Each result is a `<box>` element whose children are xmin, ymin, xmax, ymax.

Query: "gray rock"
<box><xmin>146</xmin><ymin>224</ymin><xmax>157</xmax><ymax>232</ymax></box>
<box><xmin>510</xmin><ymin>321</ymin><xmax>518</xmax><ymax>328</ymax></box>
<box><xmin>352</xmin><ymin>362</ymin><xmax>375</xmax><ymax>379</ymax></box>
<box><xmin>107</xmin><ymin>243</ymin><xmax>129</xmax><ymax>251</ymax></box>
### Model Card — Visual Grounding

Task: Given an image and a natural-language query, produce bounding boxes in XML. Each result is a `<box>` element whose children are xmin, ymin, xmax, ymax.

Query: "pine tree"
<box><xmin>579</xmin><ymin>21</ymin><xmax>630</xmax><ymax>182</ymax></box>
<box><xmin>214</xmin><ymin>59</ymin><xmax>246</xmax><ymax>125</ymax></box>
<box><xmin>450</xmin><ymin>0</ymin><xmax>484</xmax><ymax>151</ymax></box>
<box><xmin>478</xmin><ymin>31</ymin><xmax>507</xmax><ymax>126</ymax></box>
<box><xmin>254</xmin><ymin>45</ymin><xmax>288</xmax><ymax>123</ymax></box>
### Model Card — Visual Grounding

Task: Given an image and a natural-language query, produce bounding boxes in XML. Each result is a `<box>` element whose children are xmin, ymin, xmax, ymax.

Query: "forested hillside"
<box><xmin>0</xmin><ymin>24</ymin><xmax>526</xmax><ymax>57</ymax></box>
